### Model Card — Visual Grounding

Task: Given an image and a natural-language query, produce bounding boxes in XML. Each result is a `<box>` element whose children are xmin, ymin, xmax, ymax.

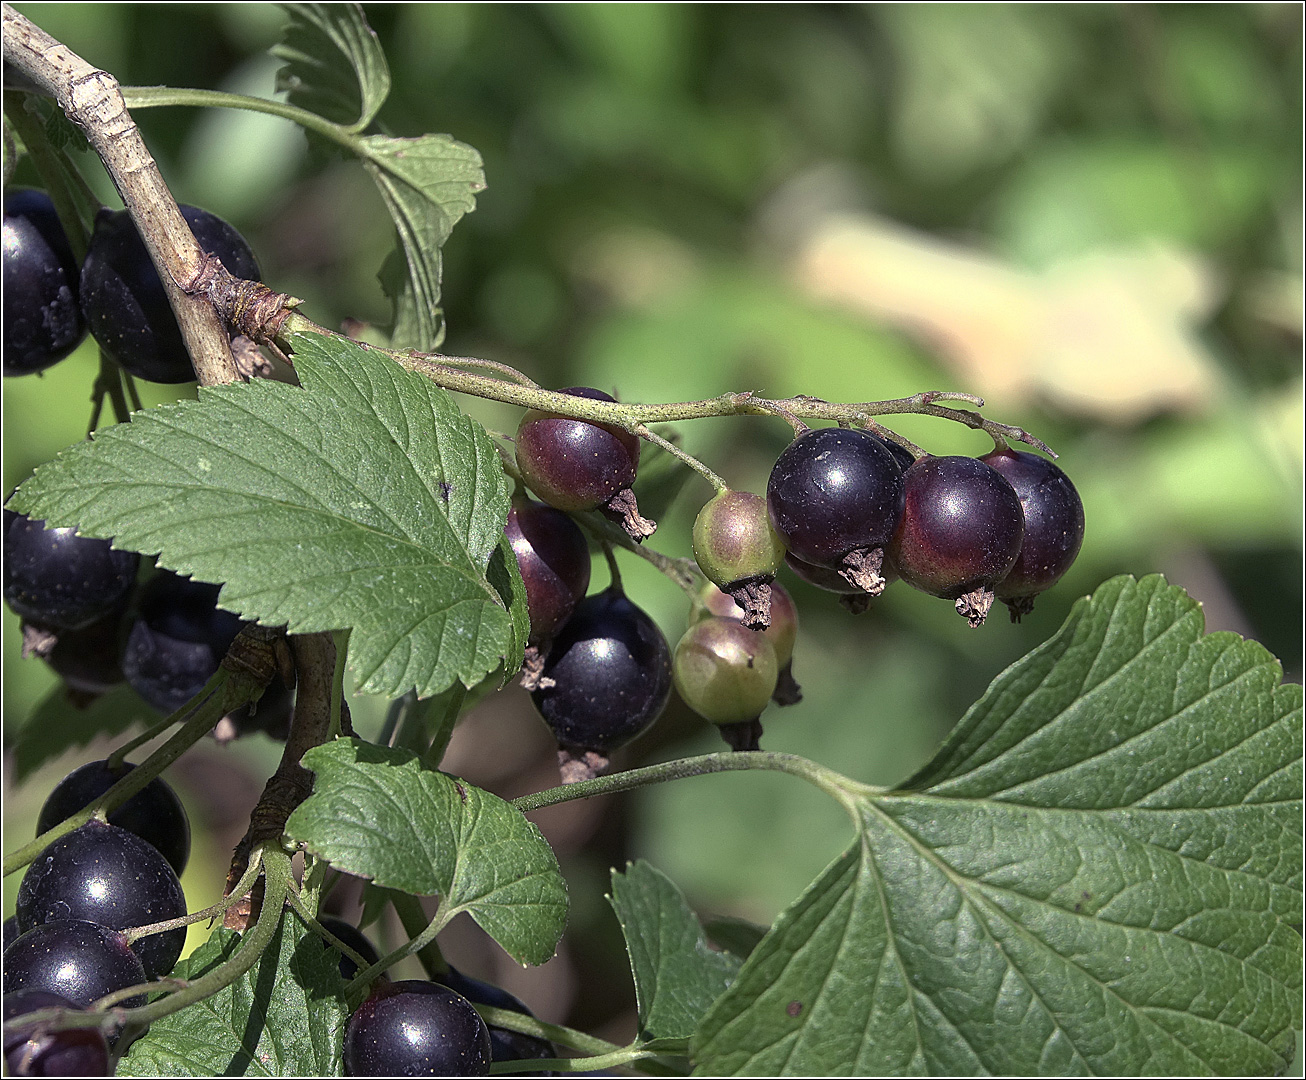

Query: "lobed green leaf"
<box><xmin>610</xmin><ymin>860</ymin><xmax>741</xmax><ymax>1044</ymax></box>
<box><xmin>271</xmin><ymin>3</ymin><xmax>390</xmax><ymax>132</ymax></box>
<box><xmin>285</xmin><ymin>738</ymin><xmax>567</xmax><ymax>966</ymax></box>
<box><xmin>5</xmin><ymin>683</ymin><xmax>153</xmax><ymax>782</ymax></box>
<box><xmin>116</xmin><ymin>912</ymin><xmax>347</xmax><ymax>1077</ymax></box>
<box><xmin>9</xmin><ymin>331</ymin><xmax>525</xmax><ymax>699</ymax></box>
<box><xmin>692</xmin><ymin>575</ymin><xmax>1302</xmax><ymax>1076</ymax></box>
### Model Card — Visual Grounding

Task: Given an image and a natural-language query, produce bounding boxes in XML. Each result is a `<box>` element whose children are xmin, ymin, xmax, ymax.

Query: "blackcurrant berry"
<box><xmin>29</xmin><ymin>607</ymin><xmax>128</xmax><ymax>697</ymax></box>
<box><xmin>3</xmin><ymin>511</ymin><xmax>139</xmax><ymax>632</ymax></box>
<box><xmin>16</xmin><ymin>820</ymin><xmax>188</xmax><ymax>980</ymax></box>
<box><xmin>874</xmin><ymin>432</ymin><xmax>916</xmax><ymax>473</ymax></box>
<box><xmin>692</xmin><ymin>491</ymin><xmax>785</xmax><ymax>629</ymax></box>
<box><xmin>2</xmin><ymin>189</ymin><xmax>87</xmax><ymax>377</ymax></box>
<box><xmin>3</xmin><ymin>916</ymin><xmax>19</xmax><ymax>953</ymax></box>
<box><xmin>79</xmin><ymin>205</ymin><xmax>260</xmax><ymax>383</ymax></box>
<box><xmin>121</xmin><ymin>569</ymin><xmax>244</xmax><ymax>714</ymax></box>
<box><xmin>3</xmin><ymin>989</ymin><xmax>110</xmax><ymax>1077</ymax></box>
<box><xmin>343</xmin><ymin>980</ymin><xmax>492</xmax><ymax>1077</ymax></box>
<box><xmin>435</xmin><ymin>968</ymin><xmax>556</xmax><ymax>1073</ymax></box>
<box><xmin>317</xmin><ymin>916</ymin><xmax>381</xmax><ymax>981</ymax></box>
<box><xmin>888</xmin><ymin>455</ymin><xmax>1024</xmax><ymax>627</ymax></box>
<box><xmin>36</xmin><ymin>760</ymin><xmax>191</xmax><ymax>876</ymax></box>
<box><xmin>515</xmin><ymin>388</ymin><xmax>654</xmax><ymax>541</ymax></box>
<box><xmin>979</xmin><ymin>447</ymin><xmax>1085</xmax><ymax>620</ymax></box>
<box><xmin>699</xmin><ymin>581</ymin><xmax>802</xmax><ymax>705</ymax></box>
<box><xmin>1</xmin><ymin>921</ymin><xmax>147</xmax><ymax>1011</ymax></box>
<box><xmin>766</xmin><ymin>427</ymin><xmax>904</xmax><ymax>594</ymax></box>
<box><xmin>675</xmin><ymin>617</ymin><xmax>778</xmax><ymax>751</ymax></box>
<box><xmin>530</xmin><ymin>587</ymin><xmax>672</xmax><ymax>782</ymax></box>
<box><xmin>506</xmin><ymin>497</ymin><xmax>591</xmax><ymax>690</ymax></box>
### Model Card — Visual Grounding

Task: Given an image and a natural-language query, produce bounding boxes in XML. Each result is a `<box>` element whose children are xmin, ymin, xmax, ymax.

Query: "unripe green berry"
<box><xmin>674</xmin><ymin>616</ymin><xmax>778</xmax><ymax>726</ymax></box>
<box><xmin>692</xmin><ymin>491</ymin><xmax>785</xmax><ymax>592</ymax></box>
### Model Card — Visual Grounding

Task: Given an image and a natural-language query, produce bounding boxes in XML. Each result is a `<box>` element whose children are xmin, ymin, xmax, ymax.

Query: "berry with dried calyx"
<box><xmin>674</xmin><ymin>616</ymin><xmax>778</xmax><ymax>751</ymax></box>
<box><xmin>888</xmin><ymin>455</ymin><xmax>1024</xmax><ymax>627</ymax></box>
<box><xmin>766</xmin><ymin>427</ymin><xmax>904</xmax><ymax>595</ymax></box>
<box><xmin>692</xmin><ymin>491</ymin><xmax>786</xmax><ymax>629</ymax></box>
<box><xmin>980</xmin><ymin>447</ymin><xmax>1084</xmax><ymax>620</ymax></box>
<box><xmin>514</xmin><ymin>387</ymin><xmax>654</xmax><ymax>541</ymax></box>
<box><xmin>699</xmin><ymin>581</ymin><xmax>802</xmax><ymax>705</ymax></box>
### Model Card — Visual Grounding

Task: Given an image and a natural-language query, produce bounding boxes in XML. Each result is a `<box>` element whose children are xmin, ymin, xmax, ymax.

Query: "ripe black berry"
<box><xmin>435</xmin><ymin>968</ymin><xmax>556</xmax><ymax>1072</ymax></box>
<box><xmin>979</xmin><ymin>447</ymin><xmax>1085</xmax><ymax>620</ymax></box>
<box><xmin>766</xmin><ymin>427</ymin><xmax>904</xmax><ymax>594</ymax></box>
<box><xmin>16</xmin><ymin>820</ymin><xmax>188</xmax><ymax>980</ymax></box>
<box><xmin>675</xmin><ymin>617</ymin><xmax>778</xmax><ymax>751</ymax></box>
<box><xmin>2</xmin><ymin>189</ymin><xmax>87</xmax><ymax>377</ymax></box>
<box><xmin>506</xmin><ymin>496</ymin><xmax>591</xmax><ymax>690</ymax></box>
<box><xmin>531</xmin><ymin>587</ymin><xmax>672</xmax><ymax>782</ymax></box>
<box><xmin>3</xmin><ymin>917</ymin><xmax>18</xmax><ymax>953</ymax></box>
<box><xmin>121</xmin><ymin>570</ymin><xmax>244</xmax><ymax>714</ymax></box>
<box><xmin>343</xmin><ymin>980</ymin><xmax>492</xmax><ymax>1077</ymax></box>
<box><xmin>515</xmin><ymin>388</ymin><xmax>654</xmax><ymax>541</ymax></box>
<box><xmin>36</xmin><ymin>760</ymin><xmax>191</xmax><ymax>876</ymax></box>
<box><xmin>79</xmin><ymin>205</ymin><xmax>260</xmax><ymax>383</ymax></box>
<box><xmin>692</xmin><ymin>491</ymin><xmax>785</xmax><ymax>629</ymax></box>
<box><xmin>1</xmin><ymin>921</ymin><xmax>147</xmax><ymax>1011</ymax></box>
<box><xmin>318</xmin><ymin>916</ymin><xmax>381</xmax><ymax>981</ymax></box>
<box><xmin>3</xmin><ymin>989</ymin><xmax>110</xmax><ymax>1077</ymax></box>
<box><xmin>3</xmin><ymin>511</ymin><xmax>139</xmax><ymax>632</ymax></box>
<box><xmin>29</xmin><ymin>608</ymin><xmax>128</xmax><ymax>697</ymax></box>
<box><xmin>888</xmin><ymin>455</ymin><xmax>1025</xmax><ymax>627</ymax></box>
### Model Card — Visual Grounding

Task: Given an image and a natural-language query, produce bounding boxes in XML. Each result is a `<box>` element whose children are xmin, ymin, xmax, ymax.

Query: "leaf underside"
<box><xmin>285</xmin><ymin>738</ymin><xmax>568</xmax><ymax>967</ymax></box>
<box><xmin>610</xmin><ymin>860</ymin><xmax>741</xmax><ymax>1045</ymax></box>
<box><xmin>9</xmin><ymin>331</ymin><xmax>526</xmax><ymax>699</ymax></box>
<box><xmin>692</xmin><ymin>575</ymin><xmax>1302</xmax><ymax>1076</ymax></box>
<box><xmin>117</xmin><ymin>912</ymin><xmax>347</xmax><ymax>1077</ymax></box>
<box><xmin>271</xmin><ymin>2</ymin><xmax>390</xmax><ymax>131</ymax></box>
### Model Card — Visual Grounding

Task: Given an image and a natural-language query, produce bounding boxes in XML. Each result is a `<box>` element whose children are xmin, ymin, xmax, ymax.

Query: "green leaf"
<box><xmin>286</xmin><ymin>738</ymin><xmax>567</xmax><ymax>966</ymax></box>
<box><xmin>272</xmin><ymin>3</ymin><xmax>390</xmax><ymax>132</ymax></box>
<box><xmin>702</xmin><ymin>915</ymin><xmax>768</xmax><ymax>962</ymax></box>
<box><xmin>610</xmin><ymin>861</ymin><xmax>740</xmax><ymax>1044</ymax></box>
<box><xmin>116</xmin><ymin>912</ymin><xmax>346</xmax><ymax>1077</ymax></box>
<box><xmin>7</xmin><ymin>683</ymin><xmax>154</xmax><ymax>783</ymax></box>
<box><xmin>9</xmin><ymin>331</ymin><xmax>524</xmax><ymax>699</ymax></box>
<box><xmin>361</xmin><ymin>133</ymin><xmax>485</xmax><ymax>351</ymax></box>
<box><xmin>692</xmin><ymin>575</ymin><xmax>1302</xmax><ymax>1076</ymax></box>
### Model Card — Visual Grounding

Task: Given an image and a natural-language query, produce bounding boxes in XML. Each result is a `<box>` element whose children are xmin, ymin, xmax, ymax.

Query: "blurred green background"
<box><xmin>4</xmin><ymin>2</ymin><xmax>1301</xmax><ymax>1046</ymax></box>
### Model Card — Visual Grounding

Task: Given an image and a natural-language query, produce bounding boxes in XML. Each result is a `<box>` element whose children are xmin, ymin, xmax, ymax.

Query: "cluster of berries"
<box><xmin>2</xmin><ymin>761</ymin><xmax>191</xmax><ymax>1075</ymax></box>
<box><xmin>3</xmin><ymin>510</ymin><xmax>292</xmax><ymax>739</ymax></box>
<box><xmin>509</xmin><ymin>398</ymin><xmax>1083</xmax><ymax>772</ymax></box>
<box><xmin>3</xmin><ymin>188</ymin><xmax>260</xmax><ymax>382</ymax></box>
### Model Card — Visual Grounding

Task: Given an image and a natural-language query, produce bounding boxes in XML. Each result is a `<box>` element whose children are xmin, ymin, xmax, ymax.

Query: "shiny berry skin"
<box><xmin>675</xmin><ymin>617</ymin><xmax>778</xmax><ymax>726</ymax></box>
<box><xmin>2</xmin><ymin>189</ymin><xmax>87</xmax><ymax>377</ymax></box>
<box><xmin>700</xmin><ymin>581</ymin><xmax>798</xmax><ymax>669</ymax></box>
<box><xmin>506</xmin><ymin>497</ymin><xmax>591</xmax><ymax>644</ymax></box>
<box><xmin>122</xmin><ymin>570</ymin><xmax>244</xmax><ymax>713</ymax></box>
<box><xmin>36</xmin><ymin>759</ymin><xmax>191</xmax><ymax>876</ymax></box>
<box><xmin>889</xmin><ymin>455</ymin><xmax>1024</xmax><ymax>626</ymax></box>
<box><xmin>15</xmin><ymin>820</ymin><xmax>187</xmax><ymax>980</ymax></box>
<box><xmin>515</xmin><ymin>388</ymin><xmax>640</xmax><ymax>513</ymax></box>
<box><xmin>3</xmin><ymin>511</ymin><xmax>139</xmax><ymax>631</ymax></box>
<box><xmin>3</xmin><ymin>917</ymin><xmax>18</xmax><ymax>953</ymax></box>
<box><xmin>343</xmin><ymin>980</ymin><xmax>492</xmax><ymax>1077</ymax></box>
<box><xmin>1</xmin><ymin>920</ymin><xmax>147</xmax><ymax>1011</ymax></box>
<box><xmin>318</xmin><ymin>916</ymin><xmax>381</xmax><ymax>981</ymax></box>
<box><xmin>3</xmin><ymin>989</ymin><xmax>110</xmax><ymax>1077</ymax></box>
<box><xmin>79</xmin><ymin>205</ymin><xmax>260</xmax><ymax>383</ymax></box>
<box><xmin>435</xmin><ymin>968</ymin><xmax>556</xmax><ymax>1071</ymax></box>
<box><xmin>692</xmin><ymin>491</ymin><xmax>785</xmax><ymax>591</ymax></box>
<box><xmin>979</xmin><ymin>447</ymin><xmax>1085</xmax><ymax>618</ymax></box>
<box><xmin>874</xmin><ymin>433</ymin><xmax>916</xmax><ymax>473</ymax></box>
<box><xmin>531</xmin><ymin>588</ymin><xmax>672</xmax><ymax>760</ymax></box>
<box><xmin>766</xmin><ymin>428</ymin><xmax>904</xmax><ymax>592</ymax></box>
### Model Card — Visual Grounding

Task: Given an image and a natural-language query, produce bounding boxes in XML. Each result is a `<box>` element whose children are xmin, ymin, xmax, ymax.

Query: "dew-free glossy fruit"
<box><xmin>674</xmin><ymin>617</ymin><xmax>778</xmax><ymax>726</ymax></box>
<box><xmin>3</xmin><ymin>989</ymin><xmax>110</xmax><ymax>1077</ymax></box>
<box><xmin>1</xmin><ymin>921</ymin><xmax>146</xmax><ymax>1011</ymax></box>
<box><xmin>506</xmin><ymin>497</ymin><xmax>591</xmax><ymax>644</ymax></box>
<box><xmin>344</xmin><ymin>980</ymin><xmax>492</xmax><ymax>1076</ymax></box>
<box><xmin>515</xmin><ymin>388</ymin><xmax>640</xmax><ymax>513</ymax></box>
<box><xmin>2</xmin><ymin>189</ymin><xmax>87</xmax><ymax>377</ymax></box>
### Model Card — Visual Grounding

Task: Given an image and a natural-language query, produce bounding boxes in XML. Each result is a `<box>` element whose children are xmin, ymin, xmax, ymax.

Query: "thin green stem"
<box><xmin>285</xmin><ymin>892</ymin><xmax>376</xmax><ymax>980</ymax></box>
<box><xmin>346</xmin><ymin>895</ymin><xmax>451</xmax><ymax>995</ymax></box>
<box><xmin>3</xmin><ymin>92</ymin><xmax>94</xmax><ymax>259</ymax></box>
<box><xmin>632</xmin><ymin>423</ymin><xmax>725</xmax><ymax>492</ymax></box>
<box><xmin>384</xmin><ymin>891</ymin><xmax>448</xmax><ymax>980</ymax></box>
<box><xmin>279</xmin><ymin>316</ymin><xmax>1057</xmax><ymax>457</ymax></box>
<box><xmin>512</xmin><ymin>751</ymin><xmax>873</xmax><ymax>817</ymax></box>
<box><xmin>124</xmin><ymin>854</ymin><xmax>264</xmax><ymax>944</ymax></box>
<box><xmin>477</xmin><ymin>1006</ymin><xmax>626</xmax><ymax>1059</ymax></box>
<box><xmin>600</xmin><ymin>541</ymin><xmax>623</xmax><ymax>591</ymax></box>
<box><xmin>120</xmin><ymin>85</ymin><xmax>358</xmax><ymax>150</ymax></box>
<box><xmin>3</xmin><ymin>680</ymin><xmax>232</xmax><ymax>877</ymax></box>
